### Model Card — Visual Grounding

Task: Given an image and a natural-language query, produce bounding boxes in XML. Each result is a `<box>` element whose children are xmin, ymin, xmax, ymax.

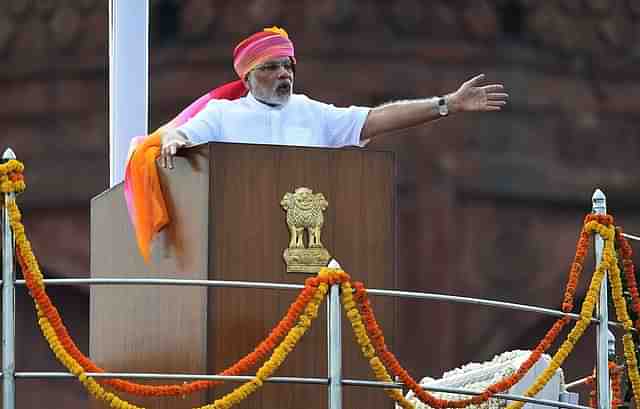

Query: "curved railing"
<box><xmin>2</xmin><ymin>147</ymin><xmax>637</xmax><ymax>409</ymax></box>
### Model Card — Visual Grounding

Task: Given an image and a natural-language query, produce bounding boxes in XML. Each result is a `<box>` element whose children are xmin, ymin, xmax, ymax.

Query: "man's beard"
<box><xmin>251</xmin><ymin>78</ymin><xmax>293</xmax><ymax>106</ymax></box>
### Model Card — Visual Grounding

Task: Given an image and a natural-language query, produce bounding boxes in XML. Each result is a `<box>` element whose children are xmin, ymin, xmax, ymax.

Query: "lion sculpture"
<box><xmin>281</xmin><ymin>187</ymin><xmax>328</xmax><ymax>249</ymax></box>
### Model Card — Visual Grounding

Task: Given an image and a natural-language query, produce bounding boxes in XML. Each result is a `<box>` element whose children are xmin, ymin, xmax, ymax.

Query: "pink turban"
<box><xmin>233</xmin><ymin>26</ymin><xmax>296</xmax><ymax>80</ymax></box>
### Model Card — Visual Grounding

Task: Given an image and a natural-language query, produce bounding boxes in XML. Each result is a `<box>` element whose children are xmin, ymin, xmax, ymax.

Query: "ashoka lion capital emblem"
<box><xmin>281</xmin><ymin>187</ymin><xmax>331</xmax><ymax>273</ymax></box>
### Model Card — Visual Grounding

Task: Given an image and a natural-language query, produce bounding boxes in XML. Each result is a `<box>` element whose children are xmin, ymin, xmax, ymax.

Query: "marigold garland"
<box><xmin>611</xmin><ymin>365</ymin><xmax>622</xmax><ymax>409</ymax></box>
<box><xmin>37</xmin><ymin>308</ymin><xmax>143</xmax><ymax>409</ymax></box>
<box><xmin>16</xmin><ymin>220</ymin><xmax>345</xmax><ymax>409</ymax></box>
<box><xmin>506</xmin><ymin>219</ymin><xmax>640</xmax><ymax>409</ymax></box>
<box><xmin>504</xmin><ymin>221</ymin><xmax>613</xmax><ymax>409</ymax></box>
<box><xmin>0</xmin><ymin>159</ymin><xmax>26</xmax><ymax>194</ymax></box>
<box><xmin>616</xmin><ymin>230</ymin><xmax>640</xmax><ymax>330</ymax></box>
<box><xmin>607</xmin><ymin>233</ymin><xmax>640</xmax><ymax>409</ymax></box>
<box><xmin>586</xmin><ymin>362</ymin><xmax>622</xmax><ymax>409</ymax></box>
<box><xmin>34</xmin><ymin>265</ymin><xmax>336</xmax><ymax>409</ymax></box>
<box><xmin>11</xmin><ymin>195</ymin><xmax>324</xmax><ymax>397</ymax></box>
<box><xmin>340</xmin><ymin>280</ymin><xmax>415</xmax><ymax>409</ymax></box>
<box><xmin>351</xmin><ymin>281</ymin><xmax>568</xmax><ymax>408</ymax></box>
<box><xmin>194</xmin><ymin>280</ymin><xmax>330</xmax><ymax>409</ymax></box>
<box><xmin>615</xmin><ymin>230</ymin><xmax>640</xmax><ymax>408</ymax></box>
<box><xmin>5</xmin><ymin>164</ymin><xmax>319</xmax><ymax>398</ymax></box>
<box><xmin>5</xmin><ymin>182</ymin><xmax>352</xmax><ymax>408</ymax></box>
<box><xmin>562</xmin><ymin>216</ymin><xmax>593</xmax><ymax>312</ymax></box>
<box><xmin>5</xmin><ymin>161</ymin><xmax>640</xmax><ymax>409</ymax></box>
<box><xmin>346</xmin><ymin>217</ymin><xmax>633</xmax><ymax>409</ymax></box>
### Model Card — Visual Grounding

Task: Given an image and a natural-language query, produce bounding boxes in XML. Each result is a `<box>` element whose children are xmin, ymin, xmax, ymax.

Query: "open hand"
<box><xmin>449</xmin><ymin>74</ymin><xmax>509</xmax><ymax>113</ymax></box>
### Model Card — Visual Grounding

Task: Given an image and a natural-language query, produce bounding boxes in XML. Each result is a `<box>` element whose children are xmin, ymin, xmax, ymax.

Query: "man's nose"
<box><xmin>277</xmin><ymin>67</ymin><xmax>292</xmax><ymax>79</ymax></box>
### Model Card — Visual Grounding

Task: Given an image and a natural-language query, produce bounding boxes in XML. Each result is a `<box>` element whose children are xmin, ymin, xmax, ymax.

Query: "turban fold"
<box><xmin>124</xmin><ymin>27</ymin><xmax>295</xmax><ymax>262</ymax></box>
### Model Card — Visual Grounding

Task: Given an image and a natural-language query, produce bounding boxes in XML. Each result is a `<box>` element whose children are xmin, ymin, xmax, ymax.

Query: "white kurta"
<box><xmin>176</xmin><ymin>92</ymin><xmax>370</xmax><ymax>148</ymax></box>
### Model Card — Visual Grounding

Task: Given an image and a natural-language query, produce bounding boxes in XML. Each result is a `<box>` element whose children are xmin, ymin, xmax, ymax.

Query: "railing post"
<box><xmin>394</xmin><ymin>375</ymin><xmax>403</xmax><ymax>409</ymax></box>
<box><xmin>2</xmin><ymin>148</ymin><xmax>17</xmax><ymax>409</ymax></box>
<box><xmin>592</xmin><ymin>188</ymin><xmax>610</xmax><ymax>409</ymax></box>
<box><xmin>327</xmin><ymin>260</ymin><xmax>342</xmax><ymax>409</ymax></box>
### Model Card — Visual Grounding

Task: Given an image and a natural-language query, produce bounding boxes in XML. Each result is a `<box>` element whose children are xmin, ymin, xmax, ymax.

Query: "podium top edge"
<box><xmin>188</xmin><ymin>141</ymin><xmax>396</xmax><ymax>155</ymax></box>
<box><xmin>92</xmin><ymin>181</ymin><xmax>123</xmax><ymax>203</ymax></box>
<box><xmin>92</xmin><ymin>141</ymin><xmax>395</xmax><ymax>203</ymax></box>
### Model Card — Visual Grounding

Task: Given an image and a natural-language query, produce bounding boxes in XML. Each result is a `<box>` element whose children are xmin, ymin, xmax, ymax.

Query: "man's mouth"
<box><xmin>276</xmin><ymin>82</ymin><xmax>291</xmax><ymax>93</ymax></box>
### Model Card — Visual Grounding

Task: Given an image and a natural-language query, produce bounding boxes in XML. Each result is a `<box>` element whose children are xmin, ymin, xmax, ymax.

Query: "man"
<box><xmin>126</xmin><ymin>26</ymin><xmax>507</xmax><ymax>261</ymax></box>
<box><xmin>159</xmin><ymin>27</ymin><xmax>508</xmax><ymax>169</ymax></box>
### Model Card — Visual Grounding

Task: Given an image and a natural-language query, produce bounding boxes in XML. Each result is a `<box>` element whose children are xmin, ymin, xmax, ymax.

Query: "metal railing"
<box><xmin>0</xmin><ymin>147</ymin><xmax>621</xmax><ymax>409</ymax></box>
<box><xmin>2</xmin><ymin>148</ymin><xmax>16</xmax><ymax>409</ymax></box>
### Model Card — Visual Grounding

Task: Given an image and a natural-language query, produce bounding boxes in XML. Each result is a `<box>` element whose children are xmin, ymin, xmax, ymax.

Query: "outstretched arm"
<box><xmin>360</xmin><ymin>74</ymin><xmax>508</xmax><ymax>142</ymax></box>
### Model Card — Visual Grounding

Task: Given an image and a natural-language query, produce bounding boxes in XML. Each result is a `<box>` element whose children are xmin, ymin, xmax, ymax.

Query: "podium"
<box><xmin>90</xmin><ymin>142</ymin><xmax>397</xmax><ymax>409</ymax></box>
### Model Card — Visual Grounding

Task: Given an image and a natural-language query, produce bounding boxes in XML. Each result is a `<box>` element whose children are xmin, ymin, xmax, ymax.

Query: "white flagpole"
<box><xmin>109</xmin><ymin>0</ymin><xmax>149</xmax><ymax>186</ymax></box>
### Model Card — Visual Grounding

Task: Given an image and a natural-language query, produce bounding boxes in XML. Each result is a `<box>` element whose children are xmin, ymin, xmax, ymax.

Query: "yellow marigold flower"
<box><xmin>347</xmin><ymin>309</ymin><xmax>360</xmax><ymax>320</ymax></box>
<box><xmin>299</xmin><ymin>315</ymin><xmax>311</xmax><ymax>328</ymax></box>
<box><xmin>343</xmin><ymin>300</ymin><xmax>356</xmax><ymax>310</ymax></box>
<box><xmin>341</xmin><ymin>295</ymin><xmax>353</xmax><ymax>305</ymax></box>
<box><xmin>362</xmin><ymin>344</ymin><xmax>376</xmax><ymax>358</ymax></box>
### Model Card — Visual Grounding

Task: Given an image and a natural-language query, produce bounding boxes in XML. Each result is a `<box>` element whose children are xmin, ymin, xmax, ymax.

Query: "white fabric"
<box><xmin>176</xmin><ymin>92</ymin><xmax>370</xmax><ymax>148</ymax></box>
<box><xmin>403</xmin><ymin>350</ymin><xmax>565</xmax><ymax>409</ymax></box>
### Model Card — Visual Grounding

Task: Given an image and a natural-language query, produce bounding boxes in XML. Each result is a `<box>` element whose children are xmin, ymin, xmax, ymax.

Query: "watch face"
<box><xmin>438</xmin><ymin>98</ymin><xmax>448</xmax><ymax>115</ymax></box>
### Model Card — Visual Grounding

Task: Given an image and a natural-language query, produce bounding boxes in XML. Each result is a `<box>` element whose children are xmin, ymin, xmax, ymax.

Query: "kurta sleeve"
<box><xmin>175</xmin><ymin>101</ymin><xmax>223</xmax><ymax>144</ymax></box>
<box><xmin>321</xmin><ymin>102</ymin><xmax>370</xmax><ymax>147</ymax></box>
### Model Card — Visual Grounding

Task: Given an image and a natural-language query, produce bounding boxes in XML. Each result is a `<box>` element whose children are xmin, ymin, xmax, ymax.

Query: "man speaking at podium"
<box><xmin>125</xmin><ymin>26</ymin><xmax>508</xmax><ymax>261</ymax></box>
<box><xmin>159</xmin><ymin>26</ymin><xmax>509</xmax><ymax>169</ymax></box>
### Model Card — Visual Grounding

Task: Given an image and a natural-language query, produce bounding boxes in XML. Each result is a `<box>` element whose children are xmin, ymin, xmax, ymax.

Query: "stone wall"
<box><xmin>1</xmin><ymin>0</ymin><xmax>640</xmax><ymax>407</ymax></box>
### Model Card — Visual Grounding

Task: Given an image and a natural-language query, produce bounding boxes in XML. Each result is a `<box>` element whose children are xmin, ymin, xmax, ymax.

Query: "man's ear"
<box><xmin>290</xmin><ymin>56</ymin><xmax>296</xmax><ymax>75</ymax></box>
<box><xmin>242</xmin><ymin>73</ymin><xmax>251</xmax><ymax>89</ymax></box>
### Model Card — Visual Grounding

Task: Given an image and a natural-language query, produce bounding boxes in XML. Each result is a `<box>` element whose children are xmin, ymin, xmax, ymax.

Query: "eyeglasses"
<box><xmin>254</xmin><ymin>60</ymin><xmax>295</xmax><ymax>73</ymax></box>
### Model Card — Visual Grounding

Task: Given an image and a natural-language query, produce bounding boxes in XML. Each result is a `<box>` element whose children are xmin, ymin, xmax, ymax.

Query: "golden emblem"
<box><xmin>281</xmin><ymin>187</ymin><xmax>331</xmax><ymax>273</ymax></box>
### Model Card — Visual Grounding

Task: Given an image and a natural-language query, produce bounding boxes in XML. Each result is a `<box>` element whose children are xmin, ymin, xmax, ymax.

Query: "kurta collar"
<box><xmin>247</xmin><ymin>92</ymin><xmax>288</xmax><ymax>111</ymax></box>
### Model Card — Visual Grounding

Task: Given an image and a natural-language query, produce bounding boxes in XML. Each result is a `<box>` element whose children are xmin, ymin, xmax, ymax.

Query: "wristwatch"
<box><xmin>437</xmin><ymin>96</ymin><xmax>448</xmax><ymax>116</ymax></box>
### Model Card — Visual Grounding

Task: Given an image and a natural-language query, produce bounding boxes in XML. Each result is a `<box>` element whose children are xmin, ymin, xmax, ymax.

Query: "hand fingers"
<box><xmin>160</xmin><ymin>135</ymin><xmax>188</xmax><ymax>169</ymax></box>
<box><xmin>487</xmin><ymin>92</ymin><xmax>509</xmax><ymax>100</ymax></box>
<box><xmin>161</xmin><ymin>143</ymin><xmax>180</xmax><ymax>169</ymax></box>
<box><xmin>487</xmin><ymin>100</ymin><xmax>507</xmax><ymax>107</ymax></box>
<box><xmin>161</xmin><ymin>148</ymin><xmax>168</xmax><ymax>169</ymax></box>
<box><xmin>167</xmin><ymin>143</ymin><xmax>178</xmax><ymax>169</ymax></box>
<box><xmin>481</xmin><ymin>84</ymin><xmax>504</xmax><ymax>93</ymax></box>
<box><xmin>464</xmin><ymin>73</ymin><xmax>485</xmax><ymax>87</ymax></box>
